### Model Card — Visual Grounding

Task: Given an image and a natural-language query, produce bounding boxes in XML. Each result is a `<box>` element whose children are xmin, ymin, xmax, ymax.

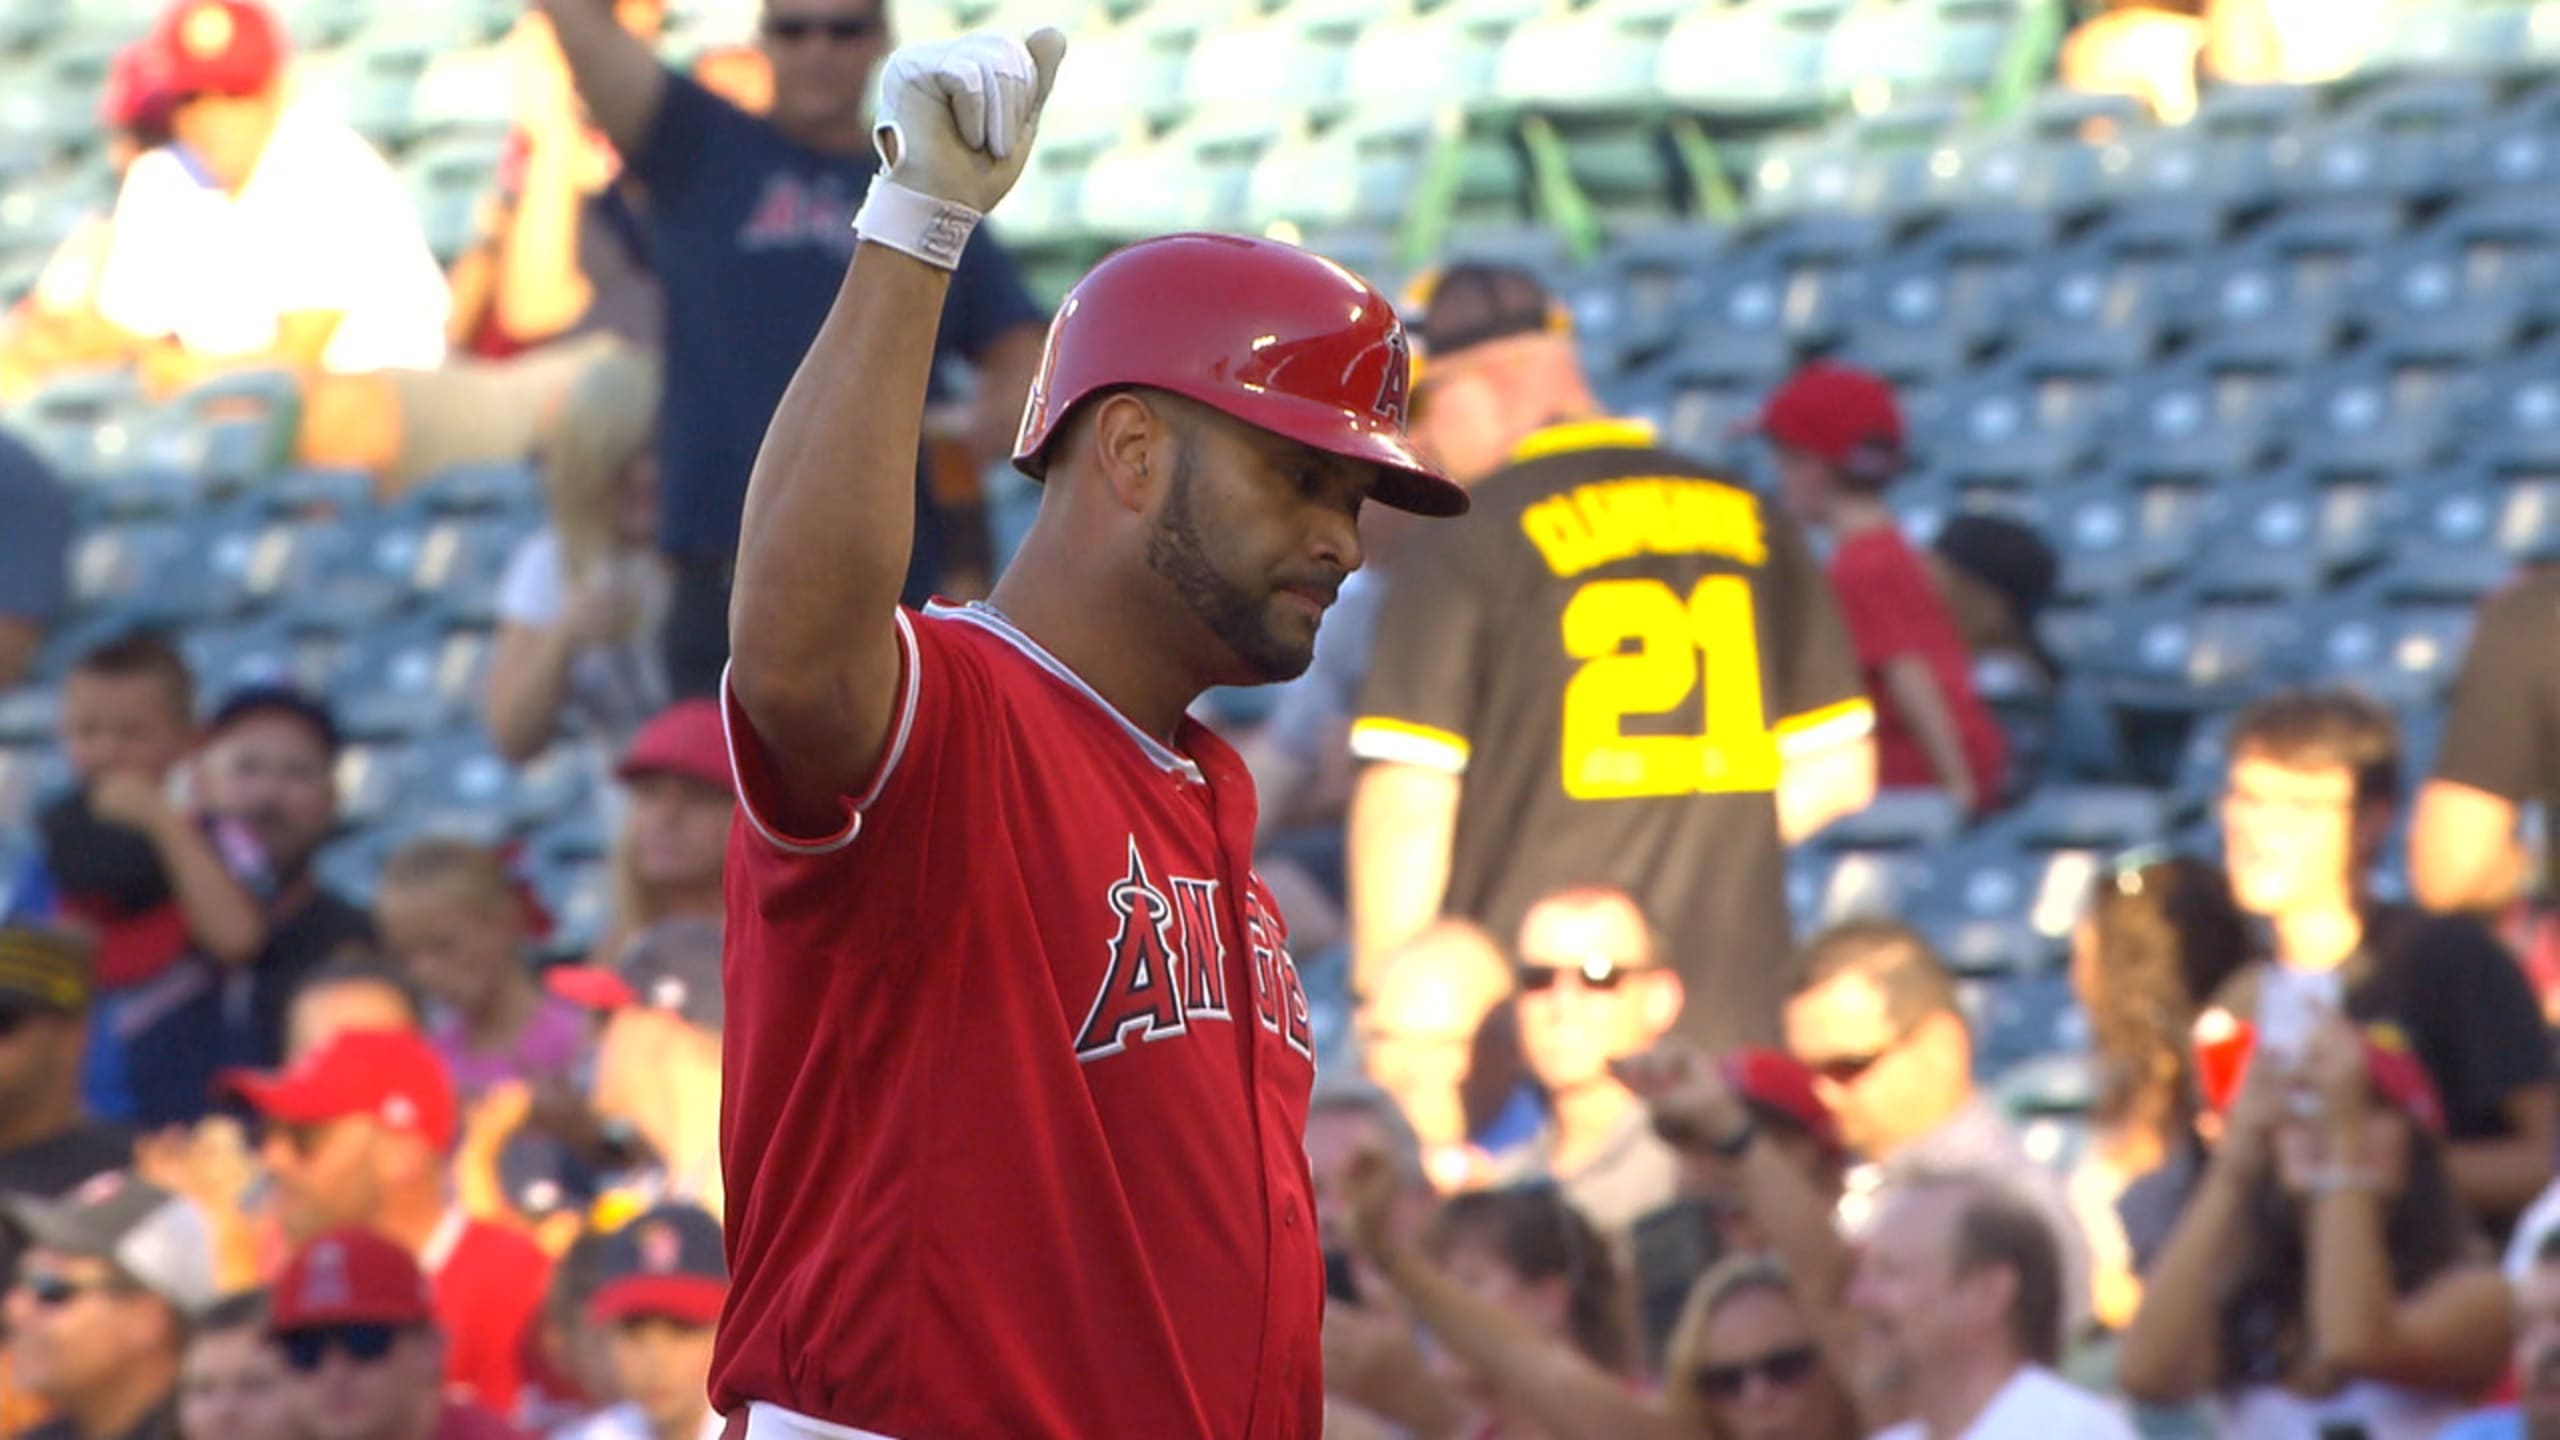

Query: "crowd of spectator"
<box><xmin>2</xmin><ymin>0</ymin><xmax>2558</xmax><ymax>1438</ymax></box>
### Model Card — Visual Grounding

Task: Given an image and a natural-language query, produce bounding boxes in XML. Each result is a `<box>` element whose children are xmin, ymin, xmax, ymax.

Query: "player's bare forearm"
<box><xmin>1346</xmin><ymin>762</ymin><xmax>1459</xmax><ymax>997</ymax></box>
<box><xmin>729</xmin><ymin>245</ymin><xmax>951</xmax><ymax>813</ymax></box>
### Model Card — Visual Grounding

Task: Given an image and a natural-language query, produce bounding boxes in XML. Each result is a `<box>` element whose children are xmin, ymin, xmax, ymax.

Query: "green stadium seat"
<box><xmin>1335</xmin><ymin>13</ymin><xmax>1502</xmax><ymax>124</ymax></box>
<box><xmin>1656</xmin><ymin>1</ymin><xmax>1842</xmax><ymax>114</ymax></box>
<box><xmin>1178</xmin><ymin>15</ymin><xmax>1348</xmax><ymax>126</ymax></box>
<box><xmin>407</xmin><ymin>46</ymin><xmax>515</xmax><ymax>144</ymax></box>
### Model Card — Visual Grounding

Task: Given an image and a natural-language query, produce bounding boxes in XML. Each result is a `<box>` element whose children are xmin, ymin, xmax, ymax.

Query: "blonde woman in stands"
<box><xmin>482</xmin><ymin>346</ymin><xmax>670</xmax><ymax>764</ymax></box>
<box><xmin>1663</xmin><ymin>1255</ymin><xmax>1861</xmax><ymax>1440</ymax></box>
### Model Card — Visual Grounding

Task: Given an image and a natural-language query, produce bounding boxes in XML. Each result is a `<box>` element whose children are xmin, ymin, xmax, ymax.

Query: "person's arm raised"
<box><xmin>726</xmin><ymin>31</ymin><xmax>1065</xmax><ymax>838</ymax></box>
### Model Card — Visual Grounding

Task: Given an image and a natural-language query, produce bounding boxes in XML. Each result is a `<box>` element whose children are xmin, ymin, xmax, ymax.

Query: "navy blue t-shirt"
<box><xmin>631</xmin><ymin>74</ymin><xmax>1045</xmax><ymax>598</ymax></box>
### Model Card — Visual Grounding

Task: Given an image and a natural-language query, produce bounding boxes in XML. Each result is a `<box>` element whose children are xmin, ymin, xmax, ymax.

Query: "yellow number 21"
<box><xmin>1559</xmin><ymin>575</ymin><xmax>1780</xmax><ymax>800</ymax></box>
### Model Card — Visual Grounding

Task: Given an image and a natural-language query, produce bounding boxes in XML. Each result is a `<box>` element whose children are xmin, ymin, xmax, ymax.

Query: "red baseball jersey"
<box><xmin>712</xmin><ymin>601</ymin><xmax>1325</xmax><ymax>1440</ymax></box>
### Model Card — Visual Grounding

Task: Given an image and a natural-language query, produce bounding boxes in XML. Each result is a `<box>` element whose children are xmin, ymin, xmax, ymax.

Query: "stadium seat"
<box><xmin>181</xmin><ymin>618</ymin><xmax>322</xmax><ymax>698</ymax></box>
<box><xmin>1824</xmin><ymin>245</ymin><xmax>2006</xmax><ymax>387</ymax></box>
<box><xmin>330</xmin><ymin>618</ymin><xmax>485</xmax><ymax>742</ymax></box>
<box><xmin>2364</xmin><ymin>0</ymin><xmax>2535</xmax><ymax>76</ymax></box>
<box><xmin>406</xmin><ymin>46</ymin><xmax>515</xmax><ymax>144</ymax></box>
<box><xmin>2300</xmin><ymin>585</ymin><xmax>2477</xmax><ymax>709</ymax></box>
<box><xmin>2377</xmin><ymin>472</ymin><xmax>2557</xmax><ymax>599</ymax></box>
<box><xmin>10</xmin><ymin>370</ymin><xmax>153</xmax><ymax>484</ymax></box>
<box><xmin>1999</xmin><ymin>782</ymin><xmax>2165</xmax><ymax>855</ymax></box>
<box><xmin>1655</xmin><ymin>1</ymin><xmax>1839</xmax><ymax>115</ymax></box>
<box><xmin>1971</xmin><ymin>971</ymin><xmax>2084</xmax><ymax>1077</ymax></box>
<box><xmin>1034</xmin><ymin>25</ymin><xmax>1181</xmax><ymax>150</ymax></box>
<box><xmin>0</xmin><ymin>741</ymin><xmax>63</xmax><ymax>845</ymax></box>
<box><xmin>2348</xmin><ymin>236</ymin><xmax>2544</xmax><ymax>367</ymax></box>
<box><xmin>2181</xmin><ymin>246</ymin><xmax>2349</xmax><ymax>374</ymax></box>
<box><xmin>153</xmin><ymin>369</ymin><xmax>306</xmax><ymax>489</ymax></box>
<box><xmin>291</xmin><ymin>40</ymin><xmax>432</xmax><ymax>145</ymax></box>
<box><xmin>401</xmin><ymin>134</ymin><xmax>506</xmax><ymax>265</ymax></box>
<box><xmin>2007</xmin><ymin>244</ymin><xmax>2172</xmax><ymax>377</ymax></box>
<box><xmin>2475</xmin><ymin>351</ymin><xmax>2560</xmax><ymax>474</ymax></box>
<box><xmin>1819</xmin><ymin>0</ymin><xmax>2018</xmax><ymax>111</ymax></box>
<box><xmin>69</xmin><ymin>519</ymin><xmax>216</xmax><ymax>627</ymax></box>
<box><xmin>1178</xmin><ymin>15</ymin><xmax>1347</xmax><ymax>127</ymax></box>
<box><xmin>2291</xmin><ymin>358</ymin><xmax>2462</xmax><ymax>481</ymax></box>
<box><xmin>1334</xmin><ymin>12</ymin><xmax>1504</xmax><ymax>125</ymax></box>
<box><xmin>2104</xmin><ymin>366</ymin><xmax>2291</xmax><ymax>483</ymax></box>
<box><xmin>1925</xmin><ymin>368</ymin><xmax>2107</xmax><ymax>487</ymax></box>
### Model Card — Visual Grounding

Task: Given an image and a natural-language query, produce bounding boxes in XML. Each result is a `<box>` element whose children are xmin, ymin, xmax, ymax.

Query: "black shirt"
<box><xmin>1352</xmin><ymin>420</ymin><xmax>1871</xmax><ymax>1047</ymax></box>
<box><xmin>2209</xmin><ymin>905</ymin><xmax>2552</xmax><ymax>1143</ymax></box>
<box><xmin>121</xmin><ymin>885</ymin><xmax>375</xmax><ymax>1127</ymax></box>
<box><xmin>2433</xmin><ymin>567</ymin><xmax>2560</xmax><ymax>894</ymax></box>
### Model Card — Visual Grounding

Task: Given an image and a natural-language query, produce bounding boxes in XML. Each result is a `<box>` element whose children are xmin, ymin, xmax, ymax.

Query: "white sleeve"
<box><xmin>497</xmin><ymin>531</ymin><xmax>565</xmax><ymax>627</ymax></box>
<box><xmin>92</xmin><ymin>153</ymin><xmax>190</xmax><ymax>337</ymax></box>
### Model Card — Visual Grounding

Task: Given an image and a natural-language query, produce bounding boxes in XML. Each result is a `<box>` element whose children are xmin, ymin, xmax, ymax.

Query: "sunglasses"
<box><xmin>0</xmin><ymin>1005</ymin><xmax>36</xmax><ymax>1040</ymax></box>
<box><xmin>762</xmin><ymin>14</ymin><xmax>881</xmax><ymax>42</ymax></box>
<box><xmin>1515</xmin><ymin>957</ymin><xmax>1652</xmax><ymax>992</ymax></box>
<box><xmin>1694</xmin><ymin>1344</ymin><xmax>1820</xmax><ymax>1400</ymax></box>
<box><xmin>281</xmin><ymin>1324</ymin><xmax>402</xmax><ymax>1373</ymax></box>
<box><xmin>13</xmin><ymin>1270</ymin><xmax>124</xmax><ymax>1308</ymax></box>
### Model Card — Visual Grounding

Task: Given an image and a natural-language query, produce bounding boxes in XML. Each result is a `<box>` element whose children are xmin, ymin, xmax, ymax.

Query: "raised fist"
<box><xmin>871</xmin><ymin>28</ymin><xmax>1067</xmax><ymax>218</ymax></box>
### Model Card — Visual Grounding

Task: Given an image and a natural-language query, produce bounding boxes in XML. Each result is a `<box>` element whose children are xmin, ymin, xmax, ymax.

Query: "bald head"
<box><xmin>1516</xmin><ymin>887</ymin><xmax>1657</xmax><ymax>973</ymax></box>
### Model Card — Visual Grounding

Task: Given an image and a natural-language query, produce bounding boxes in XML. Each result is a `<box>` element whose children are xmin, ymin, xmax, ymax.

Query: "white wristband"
<box><xmin>851</xmin><ymin>174</ymin><xmax>983</xmax><ymax>271</ymax></box>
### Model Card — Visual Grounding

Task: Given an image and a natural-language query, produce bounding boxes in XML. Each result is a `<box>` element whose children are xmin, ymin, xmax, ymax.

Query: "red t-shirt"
<box><xmin>713</xmin><ymin>602</ymin><xmax>1325</xmax><ymax>1440</ymax></box>
<box><xmin>424</xmin><ymin>1213</ymin><xmax>552</xmax><ymax>1420</ymax></box>
<box><xmin>1827</xmin><ymin>528</ymin><xmax>2007</xmax><ymax>807</ymax></box>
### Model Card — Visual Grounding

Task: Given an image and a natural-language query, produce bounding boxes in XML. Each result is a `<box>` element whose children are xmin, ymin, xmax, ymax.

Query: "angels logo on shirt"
<box><xmin>1074</xmin><ymin>837</ymin><xmax>1310</xmax><ymax>1064</ymax></box>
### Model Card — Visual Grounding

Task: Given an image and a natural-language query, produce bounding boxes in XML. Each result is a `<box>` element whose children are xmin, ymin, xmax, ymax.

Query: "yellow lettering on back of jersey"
<box><xmin>1519</xmin><ymin>477</ymin><xmax>1768</xmax><ymax>579</ymax></box>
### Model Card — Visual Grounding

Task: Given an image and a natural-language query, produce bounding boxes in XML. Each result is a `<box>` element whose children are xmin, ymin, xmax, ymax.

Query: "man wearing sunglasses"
<box><xmin>537</xmin><ymin>0</ymin><xmax>1049</xmax><ymax>699</ymax></box>
<box><xmin>1</xmin><ymin>1170</ymin><xmax>214</xmax><ymax>1440</ymax></box>
<box><xmin>1493</xmin><ymin>888</ymin><xmax>1686</xmax><ymax>1245</ymax></box>
<box><xmin>1781</xmin><ymin>920</ymin><xmax>2090</xmax><ymax>1337</ymax></box>
<box><xmin>268</xmin><ymin>1227</ymin><xmax>527</xmax><ymax>1440</ymax></box>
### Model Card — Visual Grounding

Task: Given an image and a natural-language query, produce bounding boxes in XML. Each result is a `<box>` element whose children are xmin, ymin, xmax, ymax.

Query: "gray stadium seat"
<box><xmin>2292</xmin><ymin>357</ymin><xmax>2464</xmax><ymax>480</ymax></box>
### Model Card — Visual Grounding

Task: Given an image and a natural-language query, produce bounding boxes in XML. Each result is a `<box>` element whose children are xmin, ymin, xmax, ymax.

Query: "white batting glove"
<box><xmin>853</xmin><ymin>28</ymin><xmax>1067</xmax><ymax>269</ymax></box>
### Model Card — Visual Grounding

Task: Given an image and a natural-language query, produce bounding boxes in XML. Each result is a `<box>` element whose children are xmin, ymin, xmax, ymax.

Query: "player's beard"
<box><xmin>1145</xmin><ymin>442</ymin><xmax>1317</xmax><ymax>684</ymax></box>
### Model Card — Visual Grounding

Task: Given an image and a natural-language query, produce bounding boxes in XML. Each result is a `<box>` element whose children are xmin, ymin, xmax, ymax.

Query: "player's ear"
<box><xmin>1087</xmin><ymin>391</ymin><xmax>1167</xmax><ymax>513</ymax></box>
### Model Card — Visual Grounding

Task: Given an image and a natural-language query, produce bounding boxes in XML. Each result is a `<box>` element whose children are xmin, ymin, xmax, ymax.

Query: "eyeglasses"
<box><xmin>12</xmin><ymin>1270</ymin><xmax>125</xmax><ymax>1308</ymax></box>
<box><xmin>1694</xmin><ymin>1344</ymin><xmax>1820</xmax><ymax>1401</ymax></box>
<box><xmin>280</xmin><ymin>1324</ymin><xmax>401</xmax><ymax>1373</ymax></box>
<box><xmin>1515</xmin><ymin>956</ymin><xmax>1653</xmax><ymax>992</ymax></box>
<box><xmin>761</xmin><ymin>13</ymin><xmax>881</xmax><ymax>42</ymax></box>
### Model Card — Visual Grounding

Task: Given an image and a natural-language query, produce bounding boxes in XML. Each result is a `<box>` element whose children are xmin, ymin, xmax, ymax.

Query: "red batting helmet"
<box><xmin>1011</xmin><ymin>233</ymin><xmax>1467</xmax><ymax>518</ymax></box>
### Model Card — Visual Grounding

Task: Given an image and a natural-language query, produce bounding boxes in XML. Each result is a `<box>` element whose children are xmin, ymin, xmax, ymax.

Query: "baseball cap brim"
<box><xmin>0</xmin><ymin>1193</ymin><xmax>111</xmax><ymax>1259</ymax></box>
<box><xmin>216</xmin><ymin>1068</ymin><xmax>352</xmax><ymax>1127</ymax></box>
<box><xmin>546</xmin><ymin>965</ymin><xmax>635</xmax><ymax>1012</ymax></box>
<box><xmin>1154</xmin><ymin>380</ymin><xmax>1467</xmax><ymax>519</ymax></box>
<box><xmin>589</xmin><ymin>1274</ymin><xmax>726</xmax><ymax>1327</ymax></box>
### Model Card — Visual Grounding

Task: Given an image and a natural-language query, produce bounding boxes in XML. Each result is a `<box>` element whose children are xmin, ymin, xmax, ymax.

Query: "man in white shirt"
<box><xmin>92</xmin><ymin>0</ymin><xmax>450</xmax><ymax>391</ymax></box>
<box><xmin>1855</xmin><ymin>1171</ymin><xmax>2135</xmax><ymax>1440</ymax></box>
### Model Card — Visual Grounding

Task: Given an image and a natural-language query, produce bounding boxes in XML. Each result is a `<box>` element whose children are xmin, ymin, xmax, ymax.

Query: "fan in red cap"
<box><xmin>559</xmin><ymin>1205</ymin><xmax>729</xmax><ymax>1440</ymax></box>
<box><xmin>709</xmin><ymin>15</ymin><xmax>1474</xmax><ymax>1432</ymax></box>
<box><xmin>269</xmin><ymin>1227</ymin><xmax>530</xmax><ymax>1440</ymax></box>
<box><xmin>221</xmin><ymin>1028</ymin><xmax>553</xmax><ymax>1419</ymax></box>
<box><xmin>1748</xmin><ymin>361</ymin><xmax>2008</xmax><ymax>815</ymax></box>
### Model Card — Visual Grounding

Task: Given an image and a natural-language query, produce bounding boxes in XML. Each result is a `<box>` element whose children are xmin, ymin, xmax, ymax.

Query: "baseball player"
<box><xmin>713</xmin><ymin>27</ymin><xmax>1467</xmax><ymax>1440</ymax></box>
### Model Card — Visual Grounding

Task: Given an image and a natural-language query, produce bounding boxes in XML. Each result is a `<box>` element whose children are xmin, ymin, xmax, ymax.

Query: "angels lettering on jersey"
<box><xmin>1075</xmin><ymin>838</ymin><xmax>1313</xmax><ymax>1065</ymax></box>
<box><xmin>737</xmin><ymin>173</ymin><xmax>859</xmax><ymax>258</ymax></box>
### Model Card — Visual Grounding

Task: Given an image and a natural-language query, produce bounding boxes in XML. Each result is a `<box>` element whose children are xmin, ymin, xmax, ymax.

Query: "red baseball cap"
<box><xmin>1720</xmin><ymin>1048</ymin><xmax>1845</xmax><ymax>1159</ymax></box>
<box><xmin>100</xmin><ymin>40</ymin><xmax>175</xmax><ymax>133</ymax></box>
<box><xmin>270</xmin><ymin>1227</ymin><xmax>434</xmax><ymax>1332</ymax></box>
<box><xmin>617</xmin><ymin>699</ymin><xmax>728</xmax><ymax>788</ymax></box>
<box><xmin>218</xmin><ymin>1028</ymin><xmax>459</xmax><ymax>1153</ymax></box>
<box><xmin>152</xmin><ymin>0</ymin><xmax>287</xmax><ymax>99</ymax></box>
<box><xmin>1752</xmin><ymin>362</ymin><xmax>1906</xmax><ymax>475</ymax></box>
<box><xmin>2192</xmin><ymin>1009</ymin><xmax>2447</xmax><ymax>1137</ymax></box>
